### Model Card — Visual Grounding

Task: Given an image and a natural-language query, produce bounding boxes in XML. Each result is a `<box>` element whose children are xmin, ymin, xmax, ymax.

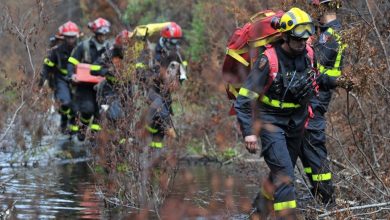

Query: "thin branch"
<box><xmin>318</xmin><ymin>201</ymin><xmax>390</xmax><ymax>218</ymax></box>
<box><xmin>348</xmin><ymin>92</ymin><xmax>378</xmax><ymax>167</ymax></box>
<box><xmin>346</xmin><ymin>92</ymin><xmax>389</xmax><ymax>195</ymax></box>
<box><xmin>328</xmin><ymin>119</ymin><xmax>384</xmax><ymax>199</ymax></box>
<box><xmin>0</xmin><ymin>174</ymin><xmax>17</xmax><ymax>187</ymax></box>
<box><xmin>345</xmin><ymin>207</ymin><xmax>390</xmax><ymax>219</ymax></box>
<box><xmin>365</xmin><ymin>0</ymin><xmax>390</xmax><ymax>76</ymax></box>
<box><xmin>0</xmin><ymin>93</ymin><xmax>25</xmax><ymax>142</ymax></box>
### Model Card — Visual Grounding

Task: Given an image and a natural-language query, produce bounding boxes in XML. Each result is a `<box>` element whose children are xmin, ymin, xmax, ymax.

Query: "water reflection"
<box><xmin>1</xmin><ymin>159</ymin><xmax>259</xmax><ymax>219</ymax></box>
<box><xmin>128</xmin><ymin>165</ymin><xmax>258</xmax><ymax>219</ymax></box>
<box><xmin>0</xmin><ymin>162</ymin><xmax>104</xmax><ymax>219</ymax></box>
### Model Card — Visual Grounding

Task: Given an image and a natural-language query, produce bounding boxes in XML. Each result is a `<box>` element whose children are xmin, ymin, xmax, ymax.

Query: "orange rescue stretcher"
<box><xmin>75</xmin><ymin>63</ymin><xmax>104</xmax><ymax>84</ymax></box>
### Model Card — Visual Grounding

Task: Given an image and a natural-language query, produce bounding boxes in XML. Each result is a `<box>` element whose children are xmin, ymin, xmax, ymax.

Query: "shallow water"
<box><xmin>0</xmin><ymin>140</ymin><xmax>259</xmax><ymax>219</ymax></box>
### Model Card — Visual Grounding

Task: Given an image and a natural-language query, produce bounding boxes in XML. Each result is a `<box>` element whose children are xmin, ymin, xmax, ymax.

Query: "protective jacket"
<box><xmin>41</xmin><ymin>43</ymin><xmax>73</xmax><ymax>83</ymax></box>
<box><xmin>235</xmin><ymin>41</ymin><xmax>318</xmax><ymax>137</ymax></box>
<box><xmin>67</xmin><ymin>37</ymin><xmax>110</xmax><ymax>77</ymax></box>
<box><xmin>311</xmin><ymin>19</ymin><xmax>345</xmax><ymax>115</ymax></box>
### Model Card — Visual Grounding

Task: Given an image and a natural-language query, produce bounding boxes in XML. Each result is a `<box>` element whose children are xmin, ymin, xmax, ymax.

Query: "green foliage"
<box><xmin>223</xmin><ymin>148</ymin><xmax>238</xmax><ymax>160</ymax></box>
<box><xmin>116</xmin><ymin>163</ymin><xmax>129</xmax><ymax>173</ymax></box>
<box><xmin>186</xmin><ymin>139</ymin><xmax>204</xmax><ymax>155</ymax></box>
<box><xmin>123</xmin><ymin>0</ymin><xmax>167</xmax><ymax>26</ymax></box>
<box><xmin>94</xmin><ymin>165</ymin><xmax>104</xmax><ymax>174</ymax></box>
<box><xmin>187</xmin><ymin>3</ymin><xmax>208</xmax><ymax>62</ymax></box>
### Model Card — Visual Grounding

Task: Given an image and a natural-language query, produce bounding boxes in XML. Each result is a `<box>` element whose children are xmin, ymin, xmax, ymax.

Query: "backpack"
<box><xmin>222</xmin><ymin>10</ymin><xmax>285</xmax><ymax>101</ymax></box>
<box><xmin>133</xmin><ymin>22</ymin><xmax>172</xmax><ymax>42</ymax></box>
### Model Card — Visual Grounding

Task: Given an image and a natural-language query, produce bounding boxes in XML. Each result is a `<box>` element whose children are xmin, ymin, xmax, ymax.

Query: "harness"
<box><xmin>261</xmin><ymin>44</ymin><xmax>314</xmax><ymax>109</ymax></box>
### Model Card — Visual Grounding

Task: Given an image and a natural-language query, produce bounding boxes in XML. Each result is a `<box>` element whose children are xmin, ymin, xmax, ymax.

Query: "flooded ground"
<box><xmin>0</xmin><ymin>139</ymin><xmax>260</xmax><ymax>219</ymax></box>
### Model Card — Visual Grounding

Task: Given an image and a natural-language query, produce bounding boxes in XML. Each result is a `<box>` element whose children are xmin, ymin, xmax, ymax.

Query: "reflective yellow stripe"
<box><xmin>44</xmin><ymin>58</ymin><xmax>55</xmax><ymax>67</ymax></box>
<box><xmin>304</xmin><ymin>167</ymin><xmax>312</xmax><ymax>174</ymax></box>
<box><xmin>80</xmin><ymin>117</ymin><xmax>91</xmax><ymax>124</ymax></box>
<box><xmin>146</xmin><ymin>125</ymin><xmax>158</xmax><ymax>134</ymax></box>
<box><xmin>228</xmin><ymin>84</ymin><xmax>239</xmax><ymax>98</ymax></box>
<box><xmin>318</xmin><ymin>28</ymin><xmax>347</xmax><ymax>77</ymax></box>
<box><xmin>261</xmin><ymin>95</ymin><xmax>301</xmax><ymax>108</ymax></box>
<box><xmin>238</xmin><ymin>88</ymin><xmax>259</xmax><ymax>99</ymax></box>
<box><xmin>135</xmin><ymin>62</ymin><xmax>147</xmax><ymax>69</ymax></box>
<box><xmin>90</xmin><ymin>65</ymin><xmax>102</xmax><ymax>71</ymax></box>
<box><xmin>105</xmin><ymin>75</ymin><xmax>116</xmax><ymax>83</ymax></box>
<box><xmin>182</xmin><ymin>61</ymin><xmax>188</xmax><ymax>67</ymax></box>
<box><xmin>261</xmin><ymin>188</ymin><xmax>274</xmax><ymax>201</ymax></box>
<box><xmin>59</xmin><ymin>108</ymin><xmax>71</xmax><ymax>115</ymax></box>
<box><xmin>119</xmin><ymin>138</ymin><xmax>126</xmax><ymax>144</ymax></box>
<box><xmin>226</xmin><ymin>48</ymin><xmax>249</xmax><ymax>66</ymax></box>
<box><xmin>69</xmin><ymin>125</ymin><xmax>79</xmax><ymax>132</ymax></box>
<box><xmin>59</xmin><ymin>68</ymin><xmax>68</xmax><ymax>75</ymax></box>
<box><xmin>249</xmin><ymin>35</ymin><xmax>281</xmax><ymax>48</ymax></box>
<box><xmin>312</xmin><ymin>173</ymin><xmax>332</xmax><ymax>181</ymax></box>
<box><xmin>150</xmin><ymin>141</ymin><xmax>163</xmax><ymax>148</ymax></box>
<box><xmin>274</xmin><ymin>200</ymin><xmax>297</xmax><ymax>211</ymax></box>
<box><xmin>90</xmin><ymin>124</ymin><xmax>101</xmax><ymax>131</ymax></box>
<box><xmin>319</xmin><ymin>65</ymin><xmax>341</xmax><ymax>77</ymax></box>
<box><xmin>68</xmin><ymin>57</ymin><xmax>80</xmax><ymax>65</ymax></box>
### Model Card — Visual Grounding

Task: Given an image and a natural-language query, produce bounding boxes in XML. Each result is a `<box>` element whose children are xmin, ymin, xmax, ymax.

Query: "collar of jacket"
<box><xmin>91</xmin><ymin>37</ymin><xmax>108</xmax><ymax>51</ymax></box>
<box><xmin>320</xmin><ymin>19</ymin><xmax>342</xmax><ymax>32</ymax></box>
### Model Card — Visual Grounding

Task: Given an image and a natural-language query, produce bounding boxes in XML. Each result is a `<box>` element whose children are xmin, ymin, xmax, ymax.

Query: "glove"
<box><xmin>289</xmin><ymin>73</ymin><xmax>316</xmax><ymax>104</ymax></box>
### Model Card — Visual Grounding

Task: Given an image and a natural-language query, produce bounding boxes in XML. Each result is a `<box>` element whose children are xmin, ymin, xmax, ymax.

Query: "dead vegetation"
<box><xmin>0</xmin><ymin>0</ymin><xmax>389</xmax><ymax>218</ymax></box>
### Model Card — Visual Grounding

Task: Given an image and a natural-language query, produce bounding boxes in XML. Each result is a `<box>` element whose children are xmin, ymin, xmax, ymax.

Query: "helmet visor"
<box><xmin>169</xmin><ymin>38</ymin><xmax>180</xmax><ymax>45</ymax></box>
<box><xmin>291</xmin><ymin>23</ymin><xmax>315</xmax><ymax>38</ymax></box>
<box><xmin>96</xmin><ymin>26</ymin><xmax>110</xmax><ymax>35</ymax></box>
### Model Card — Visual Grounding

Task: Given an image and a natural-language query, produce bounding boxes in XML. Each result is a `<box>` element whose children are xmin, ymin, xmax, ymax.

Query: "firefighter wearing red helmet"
<box><xmin>144</xmin><ymin>22</ymin><xmax>188</xmax><ymax>149</ymax></box>
<box><xmin>39</xmin><ymin>21</ymin><xmax>80</xmax><ymax>134</ymax></box>
<box><xmin>67</xmin><ymin>17</ymin><xmax>112</xmax><ymax>141</ymax></box>
<box><xmin>301</xmin><ymin>0</ymin><xmax>347</xmax><ymax>206</ymax></box>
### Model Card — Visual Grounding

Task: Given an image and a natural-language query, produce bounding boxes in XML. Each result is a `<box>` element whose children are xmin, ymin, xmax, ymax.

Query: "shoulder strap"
<box><xmin>263</xmin><ymin>44</ymin><xmax>278</xmax><ymax>93</ymax></box>
<box><xmin>55</xmin><ymin>49</ymin><xmax>62</xmax><ymax>69</ymax></box>
<box><xmin>305</xmin><ymin>44</ymin><xmax>314</xmax><ymax>67</ymax></box>
<box><xmin>83</xmin><ymin>38</ymin><xmax>91</xmax><ymax>63</ymax></box>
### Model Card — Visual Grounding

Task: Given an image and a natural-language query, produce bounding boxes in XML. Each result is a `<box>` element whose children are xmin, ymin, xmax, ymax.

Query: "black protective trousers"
<box><xmin>146</xmin><ymin>88</ymin><xmax>172</xmax><ymax>149</ymax></box>
<box><xmin>255</xmin><ymin>104</ymin><xmax>309</xmax><ymax>213</ymax></box>
<box><xmin>73</xmin><ymin>83</ymin><xmax>100</xmax><ymax>131</ymax></box>
<box><xmin>301</xmin><ymin>111</ymin><xmax>334</xmax><ymax>203</ymax></box>
<box><xmin>260</xmin><ymin>120</ymin><xmax>304</xmax><ymax>212</ymax></box>
<box><xmin>54</xmin><ymin>74</ymin><xmax>75</xmax><ymax>128</ymax></box>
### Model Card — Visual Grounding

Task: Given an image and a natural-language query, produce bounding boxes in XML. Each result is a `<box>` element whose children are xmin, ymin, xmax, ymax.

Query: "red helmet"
<box><xmin>88</xmin><ymin>18</ymin><xmax>111</xmax><ymax>34</ymax></box>
<box><xmin>58</xmin><ymin>21</ymin><xmax>80</xmax><ymax>37</ymax></box>
<box><xmin>114</xmin><ymin>30</ymin><xmax>132</xmax><ymax>46</ymax></box>
<box><xmin>160</xmin><ymin>22</ymin><xmax>182</xmax><ymax>39</ymax></box>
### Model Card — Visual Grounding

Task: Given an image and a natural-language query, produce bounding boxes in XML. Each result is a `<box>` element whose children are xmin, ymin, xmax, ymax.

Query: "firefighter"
<box><xmin>145</xmin><ymin>22</ymin><xmax>188</xmax><ymax>149</ymax></box>
<box><xmin>234</xmin><ymin>8</ymin><xmax>319</xmax><ymax>218</ymax></box>
<box><xmin>93</xmin><ymin>30</ymin><xmax>132</xmax><ymax>122</ymax></box>
<box><xmin>39</xmin><ymin>21</ymin><xmax>80</xmax><ymax>134</ymax></box>
<box><xmin>301</xmin><ymin>0</ymin><xmax>347</xmax><ymax>205</ymax></box>
<box><xmin>67</xmin><ymin>17</ymin><xmax>111</xmax><ymax>141</ymax></box>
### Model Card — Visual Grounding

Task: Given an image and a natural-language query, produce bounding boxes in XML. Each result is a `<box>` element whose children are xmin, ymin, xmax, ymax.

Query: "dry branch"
<box><xmin>318</xmin><ymin>201</ymin><xmax>390</xmax><ymax>218</ymax></box>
